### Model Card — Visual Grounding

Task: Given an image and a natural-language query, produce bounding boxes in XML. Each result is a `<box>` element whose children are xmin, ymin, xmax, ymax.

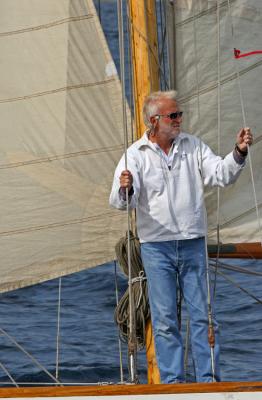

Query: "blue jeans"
<box><xmin>141</xmin><ymin>238</ymin><xmax>220</xmax><ymax>383</ymax></box>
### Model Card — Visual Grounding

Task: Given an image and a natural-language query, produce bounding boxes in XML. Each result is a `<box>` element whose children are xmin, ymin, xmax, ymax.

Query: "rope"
<box><xmin>0</xmin><ymin>328</ymin><xmax>61</xmax><ymax>384</ymax></box>
<box><xmin>227</xmin><ymin>0</ymin><xmax>262</xmax><ymax>247</ymax></box>
<box><xmin>234</xmin><ymin>49</ymin><xmax>262</xmax><ymax>59</ymax></box>
<box><xmin>114</xmin><ymin>232</ymin><xmax>150</xmax><ymax>350</ymax></box>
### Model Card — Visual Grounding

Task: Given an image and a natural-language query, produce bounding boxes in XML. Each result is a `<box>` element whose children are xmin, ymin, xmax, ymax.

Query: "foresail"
<box><xmin>173</xmin><ymin>0</ymin><xmax>262</xmax><ymax>245</ymax></box>
<box><xmin>0</xmin><ymin>0</ymin><xmax>130</xmax><ymax>293</ymax></box>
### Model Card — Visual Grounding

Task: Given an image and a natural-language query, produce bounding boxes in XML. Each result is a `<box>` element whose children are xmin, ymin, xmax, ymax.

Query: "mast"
<box><xmin>128</xmin><ymin>0</ymin><xmax>159</xmax><ymax>139</ymax></box>
<box><xmin>128</xmin><ymin>0</ymin><xmax>161</xmax><ymax>384</ymax></box>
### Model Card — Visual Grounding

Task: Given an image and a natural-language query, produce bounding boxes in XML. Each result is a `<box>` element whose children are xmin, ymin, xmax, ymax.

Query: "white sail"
<box><xmin>174</xmin><ymin>0</ymin><xmax>262</xmax><ymax>244</ymax></box>
<box><xmin>0</xmin><ymin>0</ymin><xmax>130</xmax><ymax>293</ymax></box>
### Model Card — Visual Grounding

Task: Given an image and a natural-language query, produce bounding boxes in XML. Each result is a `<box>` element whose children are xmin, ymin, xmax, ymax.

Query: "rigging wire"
<box><xmin>213</xmin><ymin>0</ymin><xmax>222</xmax><ymax>299</ymax></box>
<box><xmin>55</xmin><ymin>277</ymin><xmax>62</xmax><ymax>380</ymax></box>
<box><xmin>97</xmin><ymin>0</ymin><xmax>101</xmax><ymax>22</ymax></box>
<box><xmin>126</xmin><ymin>1</ymin><xmax>135</xmax><ymax>145</ymax></box>
<box><xmin>114</xmin><ymin>261</ymin><xmax>124</xmax><ymax>383</ymax></box>
<box><xmin>117</xmin><ymin>0</ymin><xmax>138</xmax><ymax>383</ymax></box>
<box><xmin>227</xmin><ymin>0</ymin><xmax>262</xmax><ymax>247</ymax></box>
<box><xmin>158</xmin><ymin>0</ymin><xmax>168</xmax><ymax>89</ymax></box>
<box><xmin>143</xmin><ymin>0</ymin><xmax>153</xmax><ymax>93</ymax></box>
<box><xmin>209</xmin><ymin>259</ymin><xmax>262</xmax><ymax>277</ymax></box>
<box><xmin>209</xmin><ymin>265</ymin><xmax>262</xmax><ymax>305</ymax></box>
<box><xmin>0</xmin><ymin>328</ymin><xmax>61</xmax><ymax>384</ymax></box>
<box><xmin>0</xmin><ymin>361</ymin><xmax>18</xmax><ymax>387</ymax></box>
<box><xmin>192</xmin><ymin>0</ymin><xmax>216</xmax><ymax>382</ymax></box>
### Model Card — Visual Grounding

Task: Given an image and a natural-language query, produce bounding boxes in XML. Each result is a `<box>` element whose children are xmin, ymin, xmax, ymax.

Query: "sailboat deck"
<box><xmin>0</xmin><ymin>381</ymin><xmax>262</xmax><ymax>398</ymax></box>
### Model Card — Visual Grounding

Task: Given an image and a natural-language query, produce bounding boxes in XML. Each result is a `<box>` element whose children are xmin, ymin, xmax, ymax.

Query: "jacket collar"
<box><xmin>137</xmin><ymin>130</ymin><xmax>188</xmax><ymax>150</ymax></box>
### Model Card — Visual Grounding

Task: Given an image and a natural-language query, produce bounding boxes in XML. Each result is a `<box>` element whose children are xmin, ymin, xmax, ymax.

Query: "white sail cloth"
<box><xmin>0</xmin><ymin>0</ymin><xmax>129</xmax><ymax>292</ymax></box>
<box><xmin>174</xmin><ymin>0</ymin><xmax>262</xmax><ymax>245</ymax></box>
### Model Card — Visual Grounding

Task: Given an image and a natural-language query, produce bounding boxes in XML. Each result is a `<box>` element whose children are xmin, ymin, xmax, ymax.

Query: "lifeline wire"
<box><xmin>227</xmin><ymin>0</ymin><xmax>262</xmax><ymax>246</ymax></box>
<box><xmin>117</xmin><ymin>0</ymin><xmax>138</xmax><ymax>383</ymax></box>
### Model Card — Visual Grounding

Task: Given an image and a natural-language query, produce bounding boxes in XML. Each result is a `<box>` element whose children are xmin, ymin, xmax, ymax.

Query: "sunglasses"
<box><xmin>156</xmin><ymin>111</ymin><xmax>183</xmax><ymax>120</ymax></box>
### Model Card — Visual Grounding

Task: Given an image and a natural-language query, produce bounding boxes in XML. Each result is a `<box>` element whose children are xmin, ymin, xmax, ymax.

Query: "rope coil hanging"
<box><xmin>114</xmin><ymin>231</ymin><xmax>150</xmax><ymax>350</ymax></box>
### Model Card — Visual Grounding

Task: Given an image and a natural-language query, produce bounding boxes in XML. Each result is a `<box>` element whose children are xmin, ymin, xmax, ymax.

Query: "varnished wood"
<box><xmin>128</xmin><ymin>0</ymin><xmax>161</xmax><ymax>384</ymax></box>
<box><xmin>128</xmin><ymin>0</ymin><xmax>159</xmax><ymax>139</ymax></box>
<box><xmin>1</xmin><ymin>382</ymin><xmax>262</xmax><ymax>397</ymax></box>
<box><xmin>145</xmin><ymin>320</ymin><xmax>160</xmax><ymax>384</ymax></box>
<box><xmin>208</xmin><ymin>242</ymin><xmax>262</xmax><ymax>259</ymax></box>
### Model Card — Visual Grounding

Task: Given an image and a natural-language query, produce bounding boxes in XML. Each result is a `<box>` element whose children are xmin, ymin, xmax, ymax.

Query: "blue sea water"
<box><xmin>0</xmin><ymin>260</ymin><xmax>262</xmax><ymax>385</ymax></box>
<box><xmin>0</xmin><ymin>0</ymin><xmax>261</xmax><ymax>387</ymax></box>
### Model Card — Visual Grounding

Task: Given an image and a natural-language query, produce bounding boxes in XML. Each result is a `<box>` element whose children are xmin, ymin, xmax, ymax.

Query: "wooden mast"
<box><xmin>128</xmin><ymin>0</ymin><xmax>161</xmax><ymax>384</ymax></box>
<box><xmin>128</xmin><ymin>0</ymin><xmax>159</xmax><ymax>137</ymax></box>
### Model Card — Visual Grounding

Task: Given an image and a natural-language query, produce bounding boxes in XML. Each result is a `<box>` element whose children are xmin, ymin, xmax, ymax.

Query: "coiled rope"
<box><xmin>114</xmin><ymin>231</ymin><xmax>150</xmax><ymax>350</ymax></box>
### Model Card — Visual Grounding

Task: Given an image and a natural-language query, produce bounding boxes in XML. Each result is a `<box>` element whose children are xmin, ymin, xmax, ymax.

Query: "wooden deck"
<box><xmin>0</xmin><ymin>381</ymin><xmax>262</xmax><ymax>397</ymax></box>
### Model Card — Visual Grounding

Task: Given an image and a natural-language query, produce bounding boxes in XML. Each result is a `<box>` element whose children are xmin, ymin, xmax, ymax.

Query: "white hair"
<box><xmin>142</xmin><ymin>90</ymin><xmax>178</xmax><ymax>129</ymax></box>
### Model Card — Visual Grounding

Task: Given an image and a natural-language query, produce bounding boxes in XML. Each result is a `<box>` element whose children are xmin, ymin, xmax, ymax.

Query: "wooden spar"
<box><xmin>128</xmin><ymin>0</ymin><xmax>160</xmax><ymax>384</ymax></box>
<box><xmin>128</xmin><ymin>0</ymin><xmax>159</xmax><ymax>138</ymax></box>
<box><xmin>208</xmin><ymin>242</ymin><xmax>262</xmax><ymax>259</ymax></box>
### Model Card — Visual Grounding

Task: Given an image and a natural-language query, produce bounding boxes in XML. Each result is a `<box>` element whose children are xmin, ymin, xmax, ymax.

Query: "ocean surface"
<box><xmin>0</xmin><ymin>0</ymin><xmax>262</xmax><ymax>387</ymax></box>
<box><xmin>0</xmin><ymin>260</ymin><xmax>262</xmax><ymax>385</ymax></box>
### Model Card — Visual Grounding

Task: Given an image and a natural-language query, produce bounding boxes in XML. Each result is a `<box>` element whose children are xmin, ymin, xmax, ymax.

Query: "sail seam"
<box><xmin>0</xmin><ymin>78</ymin><xmax>116</xmax><ymax>104</ymax></box>
<box><xmin>175</xmin><ymin>0</ymin><xmax>237</xmax><ymax>28</ymax></box>
<box><xmin>0</xmin><ymin>15</ymin><xmax>93</xmax><ymax>37</ymax></box>
<box><xmin>0</xmin><ymin>211</ymin><xmax>120</xmax><ymax>237</ymax></box>
<box><xmin>0</xmin><ymin>145</ymin><xmax>127</xmax><ymax>170</ymax></box>
<box><xmin>178</xmin><ymin>61</ymin><xmax>262</xmax><ymax>104</ymax></box>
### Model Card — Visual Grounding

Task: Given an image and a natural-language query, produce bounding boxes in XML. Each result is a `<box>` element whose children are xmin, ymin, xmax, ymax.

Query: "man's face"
<box><xmin>155</xmin><ymin>99</ymin><xmax>182</xmax><ymax>139</ymax></box>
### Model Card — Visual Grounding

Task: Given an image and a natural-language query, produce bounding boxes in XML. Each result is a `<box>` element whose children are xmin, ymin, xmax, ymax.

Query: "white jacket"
<box><xmin>109</xmin><ymin>132</ymin><xmax>245</xmax><ymax>243</ymax></box>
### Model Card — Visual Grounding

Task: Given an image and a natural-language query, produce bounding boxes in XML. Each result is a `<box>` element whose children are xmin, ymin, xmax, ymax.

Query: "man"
<box><xmin>109</xmin><ymin>91</ymin><xmax>253</xmax><ymax>383</ymax></box>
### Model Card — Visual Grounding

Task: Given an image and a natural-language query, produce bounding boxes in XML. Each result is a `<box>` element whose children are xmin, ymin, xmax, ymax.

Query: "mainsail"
<box><xmin>173</xmin><ymin>0</ymin><xmax>262</xmax><ymax>245</ymax></box>
<box><xmin>0</xmin><ymin>0</ymin><xmax>130</xmax><ymax>293</ymax></box>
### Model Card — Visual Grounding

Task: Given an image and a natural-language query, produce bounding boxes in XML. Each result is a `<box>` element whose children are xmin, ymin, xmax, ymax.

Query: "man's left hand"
<box><xmin>236</xmin><ymin>127</ymin><xmax>253</xmax><ymax>152</ymax></box>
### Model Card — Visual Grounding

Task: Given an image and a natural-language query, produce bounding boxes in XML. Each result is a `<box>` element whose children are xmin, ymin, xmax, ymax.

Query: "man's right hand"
<box><xmin>120</xmin><ymin>170</ymin><xmax>133</xmax><ymax>191</ymax></box>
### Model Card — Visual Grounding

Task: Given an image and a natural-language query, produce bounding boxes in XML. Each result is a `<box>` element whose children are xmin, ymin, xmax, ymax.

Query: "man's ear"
<box><xmin>150</xmin><ymin>115</ymin><xmax>159</xmax><ymax>126</ymax></box>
